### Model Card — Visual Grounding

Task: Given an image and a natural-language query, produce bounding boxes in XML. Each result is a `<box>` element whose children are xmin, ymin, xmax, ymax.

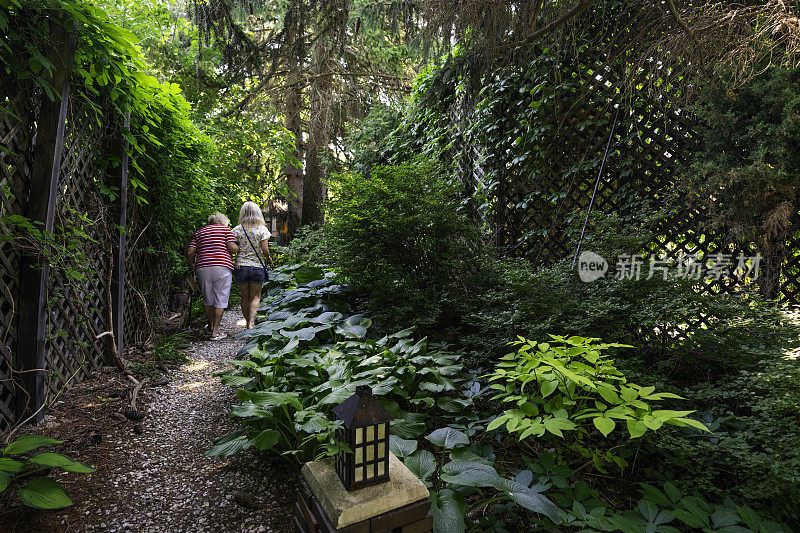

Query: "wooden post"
<box><xmin>109</xmin><ymin>112</ymin><xmax>129</xmax><ymax>359</ymax></box>
<box><xmin>15</xmin><ymin>23</ymin><xmax>76</xmax><ymax>422</ymax></box>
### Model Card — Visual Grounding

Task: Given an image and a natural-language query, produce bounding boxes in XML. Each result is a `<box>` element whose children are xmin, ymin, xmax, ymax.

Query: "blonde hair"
<box><xmin>207</xmin><ymin>212</ymin><xmax>230</xmax><ymax>226</ymax></box>
<box><xmin>238</xmin><ymin>201</ymin><xmax>266</xmax><ymax>229</ymax></box>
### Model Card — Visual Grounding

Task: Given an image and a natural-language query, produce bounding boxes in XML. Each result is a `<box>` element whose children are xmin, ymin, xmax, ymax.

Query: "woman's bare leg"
<box><xmin>247</xmin><ymin>283</ymin><xmax>262</xmax><ymax>328</ymax></box>
<box><xmin>203</xmin><ymin>305</ymin><xmax>214</xmax><ymax>331</ymax></box>
<box><xmin>211</xmin><ymin>307</ymin><xmax>225</xmax><ymax>336</ymax></box>
<box><xmin>239</xmin><ymin>283</ymin><xmax>250</xmax><ymax>327</ymax></box>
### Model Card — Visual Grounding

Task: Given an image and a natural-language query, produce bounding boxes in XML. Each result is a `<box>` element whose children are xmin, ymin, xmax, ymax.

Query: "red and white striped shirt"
<box><xmin>188</xmin><ymin>224</ymin><xmax>236</xmax><ymax>270</ymax></box>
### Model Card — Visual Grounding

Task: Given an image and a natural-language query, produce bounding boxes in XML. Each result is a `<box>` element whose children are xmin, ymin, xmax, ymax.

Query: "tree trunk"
<box><xmin>282</xmin><ymin>2</ymin><xmax>305</xmax><ymax>239</ymax></box>
<box><xmin>284</xmin><ymin>74</ymin><xmax>304</xmax><ymax>238</ymax></box>
<box><xmin>301</xmin><ymin>1</ymin><xmax>348</xmax><ymax>227</ymax></box>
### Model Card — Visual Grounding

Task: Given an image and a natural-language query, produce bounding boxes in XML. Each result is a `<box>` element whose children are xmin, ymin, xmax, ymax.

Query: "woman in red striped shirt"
<box><xmin>187</xmin><ymin>212</ymin><xmax>239</xmax><ymax>340</ymax></box>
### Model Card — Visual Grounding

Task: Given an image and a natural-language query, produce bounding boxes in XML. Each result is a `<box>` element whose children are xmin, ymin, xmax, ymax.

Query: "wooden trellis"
<box><xmin>461</xmin><ymin>53</ymin><xmax>800</xmax><ymax>303</ymax></box>
<box><xmin>0</xmin><ymin>27</ymin><xmax>169</xmax><ymax>434</ymax></box>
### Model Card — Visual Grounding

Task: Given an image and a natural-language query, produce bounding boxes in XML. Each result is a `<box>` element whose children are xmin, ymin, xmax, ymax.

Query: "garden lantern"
<box><xmin>333</xmin><ymin>385</ymin><xmax>392</xmax><ymax>490</ymax></box>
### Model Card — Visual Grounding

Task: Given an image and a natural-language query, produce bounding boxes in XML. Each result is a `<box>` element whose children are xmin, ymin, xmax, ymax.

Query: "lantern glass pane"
<box><xmin>355</xmin><ymin>468</ymin><xmax>363</xmax><ymax>483</ymax></box>
<box><xmin>355</xmin><ymin>428</ymin><xmax>363</xmax><ymax>444</ymax></box>
<box><xmin>378</xmin><ymin>423</ymin><xmax>386</xmax><ymax>439</ymax></box>
<box><xmin>367</xmin><ymin>464</ymin><xmax>375</xmax><ymax>478</ymax></box>
<box><xmin>378</xmin><ymin>462</ymin><xmax>385</xmax><ymax>476</ymax></box>
<box><xmin>366</xmin><ymin>425</ymin><xmax>375</xmax><ymax>442</ymax></box>
<box><xmin>367</xmin><ymin>445</ymin><xmax>374</xmax><ymax>461</ymax></box>
<box><xmin>355</xmin><ymin>446</ymin><xmax>363</xmax><ymax>464</ymax></box>
<box><xmin>377</xmin><ymin>442</ymin><xmax>385</xmax><ymax>459</ymax></box>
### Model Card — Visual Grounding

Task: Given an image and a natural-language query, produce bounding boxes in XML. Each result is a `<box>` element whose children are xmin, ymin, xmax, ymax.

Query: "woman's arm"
<box><xmin>260</xmin><ymin>239</ymin><xmax>273</xmax><ymax>265</ymax></box>
<box><xmin>186</xmin><ymin>246</ymin><xmax>197</xmax><ymax>270</ymax></box>
<box><xmin>227</xmin><ymin>240</ymin><xmax>240</xmax><ymax>254</ymax></box>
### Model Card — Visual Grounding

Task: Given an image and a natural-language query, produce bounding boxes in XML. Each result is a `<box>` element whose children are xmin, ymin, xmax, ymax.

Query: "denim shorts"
<box><xmin>234</xmin><ymin>266</ymin><xmax>266</xmax><ymax>285</ymax></box>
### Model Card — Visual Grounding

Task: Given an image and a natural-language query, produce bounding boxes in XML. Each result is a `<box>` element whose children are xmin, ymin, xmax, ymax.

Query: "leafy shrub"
<box><xmin>683</xmin><ymin>67</ymin><xmax>800</xmax><ymax>298</ymax></box>
<box><xmin>153</xmin><ymin>331</ymin><xmax>190</xmax><ymax>364</ymax></box>
<box><xmin>646</xmin><ymin>354</ymin><xmax>800</xmax><ymax>525</ymax></box>
<box><xmin>522</xmin><ymin>453</ymin><xmax>791</xmax><ymax>532</ymax></box>
<box><xmin>281</xmin><ymin>226</ymin><xmax>330</xmax><ymax>266</ymax></box>
<box><xmin>487</xmin><ymin>336</ymin><xmax>707</xmax><ymax>445</ymax></box>
<box><xmin>393</xmin><ymin>429</ymin><xmax>562</xmax><ymax>532</ymax></box>
<box><xmin>464</xmin><ymin>252</ymin><xmax>797</xmax><ymax>376</ymax></box>
<box><xmin>209</xmin><ymin>265</ymin><xmax>471</xmax><ymax>464</ymax></box>
<box><xmin>0</xmin><ymin>434</ymin><xmax>94</xmax><ymax>509</ymax></box>
<box><xmin>325</xmin><ymin>159</ymin><xmax>481</xmax><ymax>329</ymax></box>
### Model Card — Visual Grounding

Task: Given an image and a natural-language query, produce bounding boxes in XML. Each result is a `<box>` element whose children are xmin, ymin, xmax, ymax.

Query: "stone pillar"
<box><xmin>296</xmin><ymin>453</ymin><xmax>432</xmax><ymax>533</ymax></box>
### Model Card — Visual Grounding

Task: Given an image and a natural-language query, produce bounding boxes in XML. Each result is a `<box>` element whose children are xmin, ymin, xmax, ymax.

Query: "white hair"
<box><xmin>238</xmin><ymin>201</ymin><xmax>266</xmax><ymax>229</ymax></box>
<box><xmin>207</xmin><ymin>212</ymin><xmax>230</xmax><ymax>226</ymax></box>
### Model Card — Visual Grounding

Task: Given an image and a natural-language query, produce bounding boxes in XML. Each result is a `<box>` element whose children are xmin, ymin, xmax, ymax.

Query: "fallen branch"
<box><xmin>123</xmin><ymin>377</ymin><xmax>147</xmax><ymax>421</ymax></box>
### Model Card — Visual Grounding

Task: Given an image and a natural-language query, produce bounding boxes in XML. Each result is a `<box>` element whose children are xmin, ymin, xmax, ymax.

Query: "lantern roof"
<box><xmin>333</xmin><ymin>385</ymin><xmax>392</xmax><ymax>428</ymax></box>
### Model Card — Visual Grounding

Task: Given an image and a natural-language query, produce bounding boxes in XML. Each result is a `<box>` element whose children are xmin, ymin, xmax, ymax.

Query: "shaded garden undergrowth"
<box><xmin>210</xmin><ymin>264</ymin><xmax>798</xmax><ymax>532</ymax></box>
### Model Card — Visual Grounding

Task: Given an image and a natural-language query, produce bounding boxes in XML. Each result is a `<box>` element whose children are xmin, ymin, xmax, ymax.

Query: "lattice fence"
<box><xmin>0</xmin><ymin>38</ymin><xmax>170</xmax><ymax>434</ymax></box>
<box><xmin>0</xmin><ymin>81</ymin><xmax>38</xmax><ymax>435</ymax></box>
<box><xmin>464</xmin><ymin>53</ymin><xmax>799</xmax><ymax>303</ymax></box>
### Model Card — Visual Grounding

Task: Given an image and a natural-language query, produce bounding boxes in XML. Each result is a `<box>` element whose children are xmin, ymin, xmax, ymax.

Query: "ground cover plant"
<box><xmin>0</xmin><ymin>435</ymin><xmax>94</xmax><ymax>509</ymax></box>
<box><xmin>211</xmin><ymin>264</ymin><xmax>797</xmax><ymax>531</ymax></box>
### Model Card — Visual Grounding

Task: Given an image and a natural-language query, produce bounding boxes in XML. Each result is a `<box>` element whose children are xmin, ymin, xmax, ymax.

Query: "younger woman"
<box><xmin>232</xmin><ymin>202</ymin><xmax>273</xmax><ymax>329</ymax></box>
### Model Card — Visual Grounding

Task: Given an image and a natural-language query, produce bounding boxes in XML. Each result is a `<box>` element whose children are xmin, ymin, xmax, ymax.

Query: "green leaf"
<box><xmin>593</xmin><ymin>416</ymin><xmax>615</xmax><ymax>437</ymax></box>
<box><xmin>3</xmin><ymin>435</ymin><xmax>61</xmax><ymax>455</ymax></box>
<box><xmin>0</xmin><ymin>470</ymin><xmax>9</xmax><ymax>493</ymax></box>
<box><xmin>626</xmin><ymin>419</ymin><xmax>648</xmax><ymax>438</ymax></box>
<box><xmin>642</xmin><ymin>415</ymin><xmax>664</xmax><ymax>431</ymax></box>
<box><xmin>404</xmin><ymin>450</ymin><xmax>436</xmax><ymax>482</ymax></box>
<box><xmin>436</xmin><ymin>397</ymin><xmax>470</xmax><ymax>413</ymax></box>
<box><xmin>251</xmin><ymin>430</ymin><xmax>281</xmax><ymax>451</ymax></box>
<box><xmin>543</xmin><ymin>417</ymin><xmax>576</xmax><ymax>437</ymax></box>
<box><xmin>430</xmin><ymin>489</ymin><xmax>465</xmax><ymax>533</ymax></box>
<box><xmin>319</xmin><ymin>387</ymin><xmax>354</xmax><ymax>406</ymax></box>
<box><xmin>241</xmin><ymin>391</ymin><xmax>303</xmax><ymax>410</ymax></box>
<box><xmin>495</xmin><ymin>478</ymin><xmax>562</xmax><ymax>523</ymax></box>
<box><xmin>425</xmin><ymin>428</ymin><xmax>469</xmax><ymax>449</ymax></box>
<box><xmin>597</xmin><ymin>385</ymin><xmax>620</xmax><ymax>405</ymax></box>
<box><xmin>540</xmin><ymin>380</ymin><xmax>558</xmax><ymax>398</ymax></box>
<box><xmin>441</xmin><ymin>461</ymin><xmax>502</xmax><ymax>487</ymax></box>
<box><xmin>29</xmin><ymin>453</ymin><xmax>94</xmax><ymax>473</ymax></box>
<box><xmin>389</xmin><ymin>436</ymin><xmax>418</xmax><ymax>458</ymax></box>
<box><xmin>17</xmin><ymin>477</ymin><xmax>73</xmax><ymax>509</ymax></box>
<box><xmin>220</xmin><ymin>375</ymin><xmax>254</xmax><ymax>387</ymax></box>
<box><xmin>205</xmin><ymin>435</ymin><xmax>251</xmax><ymax>458</ymax></box>
<box><xmin>0</xmin><ymin>458</ymin><xmax>26</xmax><ymax>472</ymax></box>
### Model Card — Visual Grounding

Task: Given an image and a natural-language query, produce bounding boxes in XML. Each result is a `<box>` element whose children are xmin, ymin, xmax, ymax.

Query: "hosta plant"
<box><xmin>487</xmin><ymin>335</ymin><xmax>708</xmax><ymax>444</ymax></box>
<box><xmin>209</xmin><ymin>267</ymin><xmax>470</xmax><ymax>464</ymax></box>
<box><xmin>0</xmin><ymin>434</ymin><xmax>94</xmax><ymax>509</ymax></box>
<box><xmin>392</xmin><ymin>428</ymin><xmax>562</xmax><ymax>532</ymax></box>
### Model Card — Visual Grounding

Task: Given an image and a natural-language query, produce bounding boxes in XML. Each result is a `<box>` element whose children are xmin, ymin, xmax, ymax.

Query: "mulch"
<box><xmin>0</xmin><ymin>311</ymin><xmax>298</xmax><ymax>533</ymax></box>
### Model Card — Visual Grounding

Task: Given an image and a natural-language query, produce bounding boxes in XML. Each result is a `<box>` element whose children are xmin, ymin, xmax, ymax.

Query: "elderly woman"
<box><xmin>232</xmin><ymin>201</ymin><xmax>273</xmax><ymax>329</ymax></box>
<box><xmin>187</xmin><ymin>212</ymin><xmax>239</xmax><ymax>340</ymax></box>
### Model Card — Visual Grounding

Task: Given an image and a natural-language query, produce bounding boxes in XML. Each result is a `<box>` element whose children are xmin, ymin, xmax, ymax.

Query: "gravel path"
<box><xmin>0</xmin><ymin>310</ymin><xmax>297</xmax><ymax>533</ymax></box>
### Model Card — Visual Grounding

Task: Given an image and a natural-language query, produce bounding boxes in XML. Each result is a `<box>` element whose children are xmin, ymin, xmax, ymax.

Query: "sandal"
<box><xmin>210</xmin><ymin>333</ymin><xmax>227</xmax><ymax>341</ymax></box>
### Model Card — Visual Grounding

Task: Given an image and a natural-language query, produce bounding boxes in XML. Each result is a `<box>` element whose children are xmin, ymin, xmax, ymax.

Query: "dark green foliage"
<box><xmin>462</xmin><ymin>211</ymin><xmax>798</xmax><ymax>375</ymax></box>
<box><xmin>325</xmin><ymin>160</ymin><xmax>480</xmax><ymax>329</ymax></box>
<box><xmin>684</xmin><ymin>67</ymin><xmax>800</xmax><ymax>298</ymax></box>
<box><xmin>344</xmin><ymin>103</ymin><xmax>403</xmax><ymax>174</ymax></box>
<box><xmin>282</xmin><ymin>226</ymin><xmax>331</xmax><ymax>266</ymax></box>
<box><xmin>153</xmin><ymin>332</ymin><xmax>190</xmax><ymax>364</ymax></box>
<box><xmin>647</xmin><ymin>355</ymin><xmax>800</xmax><ymax>523</ymax></box>
<box><xmin>686</xmin><ymin>67</ymin><xmax>800</xmax><ymax>242</ymax></box>
<box><xmin>521</xmin><ymin>453</ymin><xmax>791</xmax><ymax>532</ymax></box>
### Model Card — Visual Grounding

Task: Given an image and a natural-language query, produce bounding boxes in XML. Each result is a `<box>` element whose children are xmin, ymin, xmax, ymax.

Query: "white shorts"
<box><xmin>195</xmin><ymin>266</ymin><xmax>233</xmax><ymax>308</ymax></box>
